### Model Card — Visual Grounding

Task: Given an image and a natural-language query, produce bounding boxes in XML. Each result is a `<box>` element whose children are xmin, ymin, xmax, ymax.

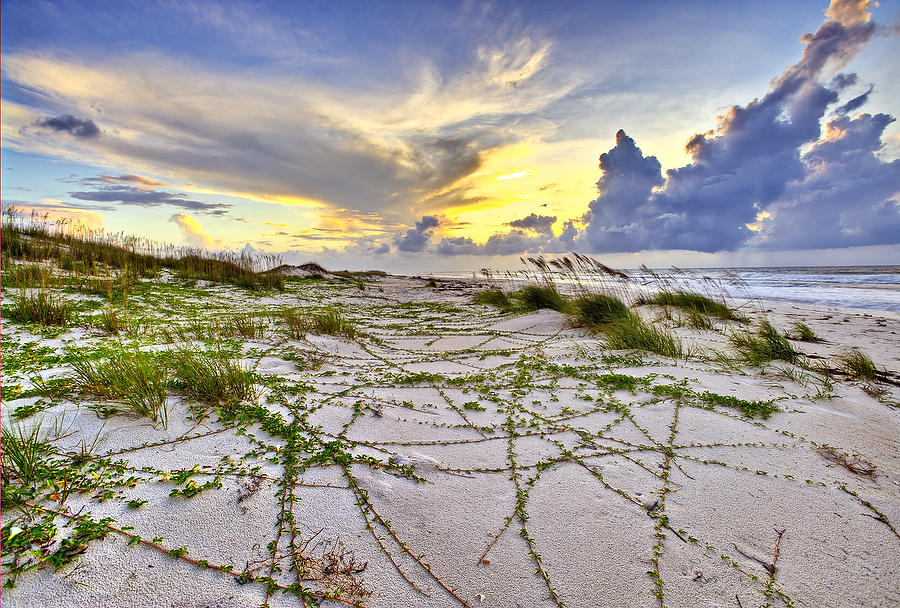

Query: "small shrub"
<box><xmin>792</xmin><ymin>322</ymin><xmax>818</xmax><ymax>342</ymax></box>
<box><xmin>70</xmin><ymin>350</ymin><xmax>170</xmax><ymax>426</ymax></box>
<box><xmin>170</xmin><ymin>349</ymin><xmax>257</xmax><ymax>406</ymax></box>
<box><xmin>513</xmin><ymin>285</ymin><xmax>568</xmax><ymax>313</ymax></box>
<box><xmin>570</xmin><ymin>294</ymin><xmax>630</xmax><ymax>327</ymax></box>
<box><xmin>7</xmin><ymin>290</ymin><xmax>74</xmax><ymax>326</ymax></box>
<box><xmin>838</xmin><ymin>348</ymin><xmax>877</xmax><ymax>380</ymax></box>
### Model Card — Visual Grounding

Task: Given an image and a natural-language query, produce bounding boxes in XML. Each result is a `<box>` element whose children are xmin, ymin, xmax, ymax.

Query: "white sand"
<box><xmin>2</xmin><ymin>275</ymin><xmax>898</xmax><ymax>607</ymax></box>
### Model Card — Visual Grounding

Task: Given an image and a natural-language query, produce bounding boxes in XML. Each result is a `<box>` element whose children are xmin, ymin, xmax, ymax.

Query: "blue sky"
<box><xmin>2</xmin><ymin>0</ymin><xmax>898</xmax><ymax>271</ymax></box>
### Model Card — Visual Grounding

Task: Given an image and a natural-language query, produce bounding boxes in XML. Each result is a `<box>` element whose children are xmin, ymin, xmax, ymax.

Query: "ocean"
<box><xmin>431</xmin><ymin>265</ymin><xmax>900</xmax><ymax>313</ymax></box>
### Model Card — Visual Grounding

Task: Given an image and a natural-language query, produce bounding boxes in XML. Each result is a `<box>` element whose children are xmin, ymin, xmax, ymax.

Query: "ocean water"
<box><xmin>432</xmin><ymin>265</ymin><xmax>900</xmax><ymax>312</ymax></box>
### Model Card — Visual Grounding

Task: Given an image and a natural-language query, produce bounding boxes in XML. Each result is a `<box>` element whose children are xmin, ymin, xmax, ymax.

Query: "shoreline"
<box><xmin>2</xmin><ymin>272</ymin><xmax>898</xmax><ymax>607</ymax></box>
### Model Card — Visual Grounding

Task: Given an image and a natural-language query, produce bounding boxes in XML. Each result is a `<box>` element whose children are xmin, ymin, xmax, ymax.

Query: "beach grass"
<box><xmin>0</xmin><ymin>421</ymin><xmax>48</xmax><ymax>486</ymax></box>
<box><xmin>603</xmin><ymin>313</ymin><xmax>685</xmax><ymax>359</ymax></box>
<box><xmin>310</xmin><ymin>307</ymin><xmax>356</xmax><ymax>338</ymax></box>
<box><xmin>569</xmin><ymin>293</ymin><xmax>630</xmax><ymax>327</ymax></box>
<box><xmin>6</xmin><ymin>289</ymin><xmax>75</xmax><ymax>326</ymax></box>
<box><xmin>729</xmin><ymin>320</ymin><xmax>798</xmax><ymax>365</ymax></box>
<box><xmin>838</xmin><ymin>348</ymin><xmax>877</xmax><ymax>380</ymax></box>
<box><xmin>512</xmin><ymin>285</ymin><xmax>568</xmax><ymax>313</ymax></box>
<box><xmin>170</xmin><ymin>349</ymin><xmax>257</xmax><ymax>406</ymax></box>
<box><xmin>792</xmin><ymin>322</ymin><xmax>819</xmax><ymax>342</ymax></box>
<box><xmin>636</xmin><ymin>290</ymin><xmax>740</xmax><ymax>321</ymax></box>
<box><xmin>70</xmin><ymin>350</ymin><xmax>170</xmax><ymax>426</ymax></box>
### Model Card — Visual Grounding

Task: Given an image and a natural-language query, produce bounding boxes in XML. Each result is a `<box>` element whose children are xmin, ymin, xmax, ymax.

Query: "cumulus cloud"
<box><xmin>507</xmin><ymin>213</ymin><xmax>557</xmax><ymax>233</ymax></box>
<box><xmin>395</xmin><ymin>215</ymin><xmax>440</xmax><ymax>253</ymax></box>
<box><xmin>170</xmin><ymin>213</ymin><xmax>224</xmax><ymax>249</ymax></box>
<box><xmin>581</xmin><ymin>1</ymin><xmax>896</xmax><ymax>254</ymax></box>
<box><xmin>69</xmin><ymin>186</ymin><xmax>230</xmax><ymax>213</ymax></box>
<box><xmin>32</xmin><ymin>114</ymin><xmax>101</xmax><ymax>139</ymax></box>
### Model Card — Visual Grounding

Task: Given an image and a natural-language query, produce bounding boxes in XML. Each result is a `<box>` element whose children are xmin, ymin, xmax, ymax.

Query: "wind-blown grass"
<box><xmin>792</xmin><ymin>322</ymin><xmax>818</xmax><ymax>342</ymax></box>
<box><xmin>603</xmin><ymin>313</ymin><xmax>685</xmax><ymax>359</ymax></box>
<box><xmin>569</xmin><ymin>294</ymin><xmax>630</xmax><ymax>327</ymax></box>
<box><xmin>637</xmin><ymin>290</ymin><xmax>742</xmax><ymax>321</ymax></box>
<box><xmin>6</xmin><ymin>289</ymin><xmax>75</xmax><ymax>326</ymax></box>
<box><xmin>838</xmin><ymin>348</ymin><xmax>877</xmax><ymax>380</ymax></box>
<box><xmin>70</xmin><ymin>350</ymin><xmax>170</xmax><ymax>426</ymax></box>
<box><xmin>512</xmin><ymin>285</ymin><xmax>568</xmax><ymax>313</ymax></box>
<box><xmin>473</xmin><ymin>289</ymin><xmax>513</xmax><ymax>311</ymax></box>
<box><xmin>281</xmin><ymin>307</ymin><xmax>308</xmax><ymax>339</ymax></box>
<box><xmin>729</xmin><ymin>320</ymin><xmax>798</xmax><ymax>365</ymax></box>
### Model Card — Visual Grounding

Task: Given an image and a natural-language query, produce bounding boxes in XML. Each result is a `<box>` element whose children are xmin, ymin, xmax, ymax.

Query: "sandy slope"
<box><xmin>2</xmin><ymin>275</ymin><xmax>898</xmax><ymax>608</ymax></box>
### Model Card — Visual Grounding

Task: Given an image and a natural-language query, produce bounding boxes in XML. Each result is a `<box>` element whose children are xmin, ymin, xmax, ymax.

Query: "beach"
<box><xmin>2</xmin><ymin>271</ymin><xmax>899</xmax><ymax>608</ymax></box>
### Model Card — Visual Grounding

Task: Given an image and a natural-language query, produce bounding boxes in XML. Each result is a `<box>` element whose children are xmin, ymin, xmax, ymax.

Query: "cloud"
<box><xmin>82</xmin><ymin>174</ymin><xmax>185</xmax><ymax>189</ymax></box>
<box><xmin>33</xmin><ymin>114</ymin><xmax>100</xmax><ymax>139</ymax></box>
<box><xmin>825</xmin><ymin>0</ymin><xmax>874</xmax><ymax>26</ymax></box>
<box><xmin>581</xmin><ymin>3</ymin><xmax>894</xmax><ymax>253</ymax></box>
<box><xmin>835</xmin><ymin>84</ymin><xmax>874</xmax><ymax>115</ymax></box>
<box><xmin>170</xmin><ymin>213</ymin><xmax>224</xmax><ymax>249</ymax></box>
<box><xmin>753</xmin><ymin>112</ymin><xmax>900</xmax><ymax>249</ymax></box>
<box><xmin>69</xmin><ymin>186</ymin><xmax>230</xmax><ymax>213</ymax></box>
<box><xmin>395</xmin><ymin>215</ymin><xmax>440</xmax><ymax>253</ymax></box>
<box><xmin>507</xmin><ymin>213</ymin><xmax>557</xmax><ymax>233</ymax></box>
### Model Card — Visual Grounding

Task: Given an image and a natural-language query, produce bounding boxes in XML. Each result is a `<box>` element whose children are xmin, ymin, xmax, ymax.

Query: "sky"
<box><xmin>1</xmin><ymin>0</ymin><xmax>899</xmax><ymax>272</ymax></box>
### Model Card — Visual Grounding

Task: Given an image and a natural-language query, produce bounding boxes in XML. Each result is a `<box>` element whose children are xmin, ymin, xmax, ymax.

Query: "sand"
<box><xmin>1</xmin><ymin>274</ymin><xmax>898</xmax><ymax>608</ymax></box>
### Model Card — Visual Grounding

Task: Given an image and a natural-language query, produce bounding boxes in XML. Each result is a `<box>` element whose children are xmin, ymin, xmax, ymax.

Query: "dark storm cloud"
<box><xmin>33</xmin><ymin>114</ymin><xmax>100</xmax><ymax>139</ymax></box>
<box><xmin>395</xmin><ymin>215</ymin><xmax>440</xmax><ymax>253</ymax></box>
<box><xmin>581</xmin><ymin>11</ymin><xmax>893</xmax><ymax>254</ymax></box>
<box><xmin>508</xmin><ymin>213</ymin><xmax>557</xmax><ymax>233</ymax></box>
<box><xmin>835</xmin><ymin>85</ymin><xmax>874</xmax><ymax>115</ymax></box>
<box><xmin>69</xmin><ymin>186</ymin><xmax>230</xmax><ymax>213</ymax></box>
<box><xmin>755</xmin><ymin>113</ymin><xmax>900</xmax><ymax>249</ymax></box>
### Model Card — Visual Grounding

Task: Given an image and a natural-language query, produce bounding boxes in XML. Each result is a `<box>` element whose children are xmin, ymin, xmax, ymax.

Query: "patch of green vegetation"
<box><xmin>1</xmin><ymin>421</ymin><xmax>48</xmax><ymax>486</ymax></box>
<box><xmin>473</xmin><ymin>288</ymin><xmax>512</xmax><ymax>311</ymax></box>
<box><xmin>603</xmin><ymin>313</ymin><xmax>684</xmax><ymax>359</ymax></box>
<box><xmin>837</xmin><ymin>348</ymin><xmax>877</xmax><ymax>381</ymax></box>
<box><xmin>70</xmin><ymin>349</ymin><xmax>170</xmax><ymax>427</ymax></box>
<box><xmin>512</xmin><ymin>285</ymin><xmax>568</xmax><ymax>313</ymax></box>
<box><xmin>5</xmin><ymin>290</ymin><xmax>75</xmax><ymax>326</ymax></box>
<box><xmin>729</xmin><ymin>321</ymin><xmax>798</xmax><ymax>365</ymax></box>
<box><xmin>701</xmin><ymin>391</ymin><xmax>777</xmax><ymax>419</ymax></box>
<box><xmin>792</xmin><ymin>322</ymin><xmax>818</xmax><ymax>342</ymax></box>
<box><xmin>570</xmin><ymin>294</ymin><xmax>630</xmax><ymax>327</ymax></box>
<box><xmin>170</xmin><ymin>349</ymin><xmax>257</xmax><ymax>407</ymax></box>
<box><xmin>309</xmin><ymin>307</ymin><xmax>356</xmax><ymax>339</ymax></box>
<box><xmin>637</xmin><ymin>290</ymin><xmax>739</xmax><ymax>320</ymax></box>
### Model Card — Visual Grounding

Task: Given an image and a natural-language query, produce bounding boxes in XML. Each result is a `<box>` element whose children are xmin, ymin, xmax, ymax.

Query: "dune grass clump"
<box><xmin>95</xmin><ymin>307</ymin><xmax>130</xmax><ymax>335</ymax></box>
<box><xmin>838</xmin><ymin>348</ymin><xmax>877</xmax><ymax>381</ymax></box>
<box><xmin>570</xmin><ymin>294</ymin><xmax>630</xmax><ymax>327</ymax></box>
<box><xmin>729</xmin><ymin>320</ymin><xmax>798</xmax><ymax>365</ymax></box>
<box><xmin>281</xmin><ymin>307</ymin><xmax>308</xmax><ymax>339</ymax></box>
<box><xmin>170</xmin><ymin>349</ymin><xmax>257</xmax><ymax>406</ymax></box>
<box><xmin>0</xmin><ymin>261</ymin><xmax>54</xmax><ymax>288</ymax></box>
<box><xmin>637</xmin><ymin>290</ymin><xmax>741</xmax><ymax>321</ymax></box>
<box><xmin>513</xmin><ymin>285</ymin><xmax>568</xmax><ymax>313</ymax></box>
<box><xmin>310</xmin><ymin>307</ymin><xmax>356</xmax><ymax>339</ymax></box>
<box><xmin>1</xmin><ymin>421</ymin><xmax>48</xmax><ymax>486</ymax></box>
<box><xmin>224</xmin><ymin>315</ymin><xmax>267</xmax><ymax>339</ymax></box>
<box><xmin>604</xmin><ymin>313</ymin><xmax>684</xmax><ymax>359</ymax></box>
<box><xmin>70</xmin><ymin>350</ymin><xmax>169</xmax><ymax>426</ymax></box>
<box><xmin>6</xmin><ymin>290</ymin><xmax>75</xmax><ymax>326</ymax></box>
<box><xmin>792</xmin><ymin>322</ymin><xmax>819</xmax><ymax>342</ymax></box>
<box><xmin>474</xmin><ymin>289</ymin><xmax>513</xmax><ymax>311</ymax></box>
